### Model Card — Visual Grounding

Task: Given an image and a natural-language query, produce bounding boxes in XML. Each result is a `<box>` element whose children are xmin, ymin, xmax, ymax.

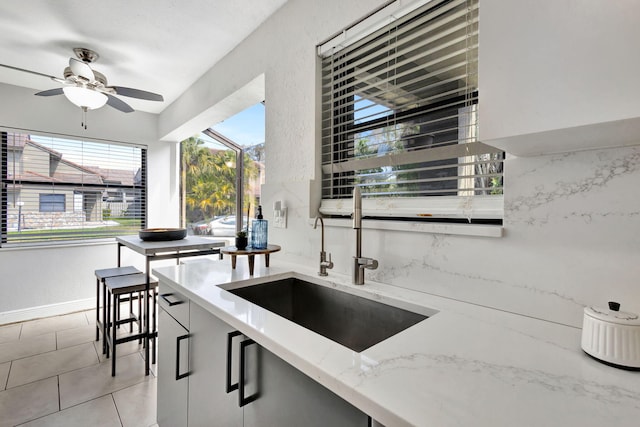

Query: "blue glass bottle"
<box><xmin>251</xmin><ymin>205</ymin><xmax>268</xmax><ymax>249</ymax></box>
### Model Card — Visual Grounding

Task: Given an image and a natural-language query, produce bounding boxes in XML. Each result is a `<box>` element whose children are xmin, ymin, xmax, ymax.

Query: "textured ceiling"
<box><xmin>0</xmin><ymin>0</ymin><xmax>286</xmax><ymax>114</ymax></box>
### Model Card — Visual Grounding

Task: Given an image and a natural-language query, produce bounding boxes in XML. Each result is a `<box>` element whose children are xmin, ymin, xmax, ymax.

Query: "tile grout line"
<box><xmin>110</xmin><ymin>393</ymin><xmax>125</xmax><ymax>427</ymax></box>
<box><xmin>4</xmin><ymin>360</ymin><xmax>11</xmax><ymax>390</ymax></box>
<box><xmin>57</xmin><ymin>375</ymin><xmax>61</xmax><ymax>412</ymax></box>
<box><xmin>12</xmin><ymin>391</ymin><xmax>121</xmax><ymax>426</ymax></box>
<box><xmin>92</xmin><ymin>338</ymin><xmax>101</xmax><ymax>362</ymax></box>
<box><xmin>2</xmin><ymin>339</ymin><xmax>97</xmax><ymax>367</ymax></box>
<box><xmin>5</xmin><ymin>372</ymin><xmax>78</xmax><ymax>392</ymax></box>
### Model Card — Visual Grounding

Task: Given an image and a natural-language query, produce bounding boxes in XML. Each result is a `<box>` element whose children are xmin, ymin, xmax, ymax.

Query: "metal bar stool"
<box><xmin>95</xmin><ymin>266</ymin><xmax>141</xmax><ymax>354</ymax></box>
<box><xmin>104</xmin><ymin>272</ymin><xmax>158</xmax><ymax>376</ymax></box>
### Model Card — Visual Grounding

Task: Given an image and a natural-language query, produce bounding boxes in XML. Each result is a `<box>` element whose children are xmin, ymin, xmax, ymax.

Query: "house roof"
<box><xmin>9</xmin><ymin>135</ymin><xmax>137</xmax><ymax>187</ymax></box>
<box><xmin>86</xmin><ymin>166</ymin><xmax>136</xmax><ymax>186</ymax></box>
<box><xmin>24</xmin><ymin>139</ymin><xmax>63</xmax><ymax>160</ymax></box>
<box><xmin>5</xmin><ymin>133</ymin><xmax>30</xmax><ymax>150</ymax></box>
<box><xmin>14</xmin><ymin>170</ymin><xmax>105</xmax><ymax>186</ymax></box>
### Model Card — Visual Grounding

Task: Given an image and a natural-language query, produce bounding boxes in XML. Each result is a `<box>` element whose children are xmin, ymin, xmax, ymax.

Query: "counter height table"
<box><xmin>116</xmin><ymin>234</ymin><xmax>226</xmax><ymax>374</ymax></box>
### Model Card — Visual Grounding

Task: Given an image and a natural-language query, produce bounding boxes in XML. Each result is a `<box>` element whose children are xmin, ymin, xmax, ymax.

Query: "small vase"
<box><xmin>235</xmin><ymin>236</ymin><xmax>248</xmax><ymax>250</ymax></box>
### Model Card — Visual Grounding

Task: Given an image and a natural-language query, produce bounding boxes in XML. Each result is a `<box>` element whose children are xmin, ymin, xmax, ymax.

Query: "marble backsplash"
<box><xmin>264</xmin><ymin>144</ymin><xmax>640</xmax><ymax>328</ymax></box>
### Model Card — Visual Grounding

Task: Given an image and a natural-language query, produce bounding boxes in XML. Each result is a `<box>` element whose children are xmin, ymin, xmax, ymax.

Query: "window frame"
<box><xmin>318</xmin><ymin>0</ymin><xmax>503</xmax><ymax>223</ymax></box>
<box><xmin>1</xmin><ymin>129</ymin><xmax>147</xmax><ymax>246</ymax></box>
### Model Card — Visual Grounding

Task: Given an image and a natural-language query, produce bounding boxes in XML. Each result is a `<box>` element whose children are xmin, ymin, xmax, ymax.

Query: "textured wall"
<box><xmin>264</xmin><ymin>147</ymin><xmax>640</xmax><ymax>327</ymax></box>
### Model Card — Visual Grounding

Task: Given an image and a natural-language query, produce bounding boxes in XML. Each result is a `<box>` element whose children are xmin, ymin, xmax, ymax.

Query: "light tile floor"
<box><xmin>0</xmin><ymin>310</ymin><xmax>158</xmax><ymax>427</ymax></box>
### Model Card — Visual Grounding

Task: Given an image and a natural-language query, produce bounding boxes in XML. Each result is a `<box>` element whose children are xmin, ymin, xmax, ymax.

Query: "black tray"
<box><xmin>139</xmin><ymin>228</ymin><xmax>187</xmax><ymax>241</ymax></box>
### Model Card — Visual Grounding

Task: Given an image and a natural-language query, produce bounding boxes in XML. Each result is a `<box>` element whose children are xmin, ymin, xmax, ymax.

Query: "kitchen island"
<box><xmin>153</xmin><ymin>258</ymin><xmax>640</xmax><ymax>427</ymax></box>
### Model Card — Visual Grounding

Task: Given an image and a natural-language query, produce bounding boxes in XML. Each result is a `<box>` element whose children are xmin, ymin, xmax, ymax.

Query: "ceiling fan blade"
<box><xmin>35</xmin><ymin>88</ymin><xmax>64</xmax><ymax>97</ymax></box>
<box><xmin>69</xmin><ymin>58</ymin><xmax>95</xmax><ymax>81</ymax></box>
<box><xmin>0</xmin><ymin>63</ymin><xmax>58</xmax><ymax>80</ymax></box>
<box><xmin>52</xmin><ymin>77</ymin><xmax>75</xmax><ymax>85</ymax></box>
<box><xmin>110</xmin><ymin>86</ymin><xmax>164</xmax><ymax>102</ymax></box>
<box><xmin>106</xmin><ymin>94</ymin><xmax>134</xmax><ymax>113</ymax></box>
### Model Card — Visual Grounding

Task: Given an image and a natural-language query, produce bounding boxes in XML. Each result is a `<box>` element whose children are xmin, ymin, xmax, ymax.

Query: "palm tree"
<box><xmin>182</xmin><ymin>137</ymin><xmax>217</xmax><ymax>222</ymax></box>
<box><xmin>181</xmin><ymin>136</ymin><xmax>261</xmax><ymax>223</ymax></box>
<box><xmin>242</xmin><ymin>151</ymin><xmax>260</xmax><ymax>212</ymax></box>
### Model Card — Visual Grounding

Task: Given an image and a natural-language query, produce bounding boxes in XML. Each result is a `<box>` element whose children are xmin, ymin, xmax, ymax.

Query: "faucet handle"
<box><xmin>320</xmin><ymin>252</ymin><xmax>334</xmax><ymax>268</ymax></box>
<box><xmin>318</xmin><ymin>252</ymin><xmax>333</xmax><ymax>277</ymax></box>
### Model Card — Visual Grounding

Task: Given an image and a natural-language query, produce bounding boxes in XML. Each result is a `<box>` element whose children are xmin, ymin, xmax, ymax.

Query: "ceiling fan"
<box><xmin>0</xmin><ymin>47</ymin><xmax>164</xmax><ymax>126</ymax></box>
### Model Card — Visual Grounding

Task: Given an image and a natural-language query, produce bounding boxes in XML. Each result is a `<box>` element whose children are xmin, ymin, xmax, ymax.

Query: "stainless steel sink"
<box><xmin>224</xmin><ymin>277</ymin><xmax>429</xmax><ymax>352</ymax></box>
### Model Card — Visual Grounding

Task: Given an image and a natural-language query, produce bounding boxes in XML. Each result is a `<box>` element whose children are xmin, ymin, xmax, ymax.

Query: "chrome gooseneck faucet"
<box><xmin>352</xmin><ymin>186</ymin><xmax>378</xmax><ymax>285</ymax></box>
<box><xmin>314</xmin><ymin>216</ymin><xmax>333</xmax><ymax>276</ymax></box>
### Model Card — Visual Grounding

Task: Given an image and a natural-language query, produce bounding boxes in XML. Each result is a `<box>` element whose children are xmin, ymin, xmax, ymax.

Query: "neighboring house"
<box><xmin>247</xmin><ymin>159</ymin><xmax>264</xmax><ymax>206</ymax></box>
<box><xmin>86</xmin><ymin>166</ymin><xmax>141</xmax><ymax>217</ymax></box>
<box><xmin>5</xmin><ymin>134</ymin><xmax>140</xmax><ymax>230</ymax></box>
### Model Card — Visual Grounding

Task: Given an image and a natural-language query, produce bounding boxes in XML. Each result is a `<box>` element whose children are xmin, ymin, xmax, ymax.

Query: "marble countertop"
<box><xmin>153</xmin><ymin>258</ymin><xmax>640</xmax><ymax>427</ymax></box>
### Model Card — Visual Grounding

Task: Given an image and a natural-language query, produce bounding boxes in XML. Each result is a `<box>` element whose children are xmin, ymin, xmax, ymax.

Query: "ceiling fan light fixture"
<box><xmin>62</xmin><ymin>86</ymin><xmax>108</xmax><ymax>110</ymax></box>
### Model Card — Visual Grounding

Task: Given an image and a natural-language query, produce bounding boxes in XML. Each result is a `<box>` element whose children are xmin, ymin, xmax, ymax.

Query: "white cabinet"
<box><xmin>157</xmin><ymin>283</ymin><xmax>190</xmax><ymax>427</ymax></box>
<box><xmin>187</xmin><ymin>302</ymin><xmax>369</xmax><ymax>427</ymax></box>
<box><xmin>188</xmin><ymin>302</ymin><xmax>242</xmax><ymax>427</ymax></box>
<box><xmin>157</xmin><ymin>309</ymin><xmax>189</xmax><ymax>427</ymax></box>
<box><xmin>480</xmin><ymin>0</ymin><xmax>640</xmax><ymax>156</ymax></box>
<box><xmin>242</xmin><ymin>340</ymin><xmax>369</xmax><ymax>427</ymax></box>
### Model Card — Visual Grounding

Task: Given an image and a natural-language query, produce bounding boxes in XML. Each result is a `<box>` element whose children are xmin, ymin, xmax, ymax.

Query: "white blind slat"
<box><xmin>319</xmin><ymin>0</ymin><xmax>503</xmax><ymax>220</ymax></box>
<box><xmin>1</xmin><ymin>131</ymin><xmax>146</xmax><ymax>245</ymax></box>
<box><xmin>322</xmin><ymin>141</ymin><xmax>499</xmax><ymax>175</ymax></box>
<box><xmin>318</xmin><ymin>0</ymin><xmax>474</xmax><ymax>58</ymax></box>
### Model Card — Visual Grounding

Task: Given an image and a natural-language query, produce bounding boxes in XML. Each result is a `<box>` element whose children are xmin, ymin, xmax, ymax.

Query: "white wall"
<box><xmin>158</xmin><ymin>0</ymin><xmax>640</xmax><ymax>328</ymax></box>
<box><xmin>0</xmin><ymin>83</ymin><xmax>178</xmax><ymax>321</ymax></box>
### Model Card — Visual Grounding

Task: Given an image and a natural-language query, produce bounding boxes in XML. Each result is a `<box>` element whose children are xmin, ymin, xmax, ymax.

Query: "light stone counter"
<box><xmin>153</xmin><ymin>258</ymin><xmax>640</xmax><ymax>427</ymax></box>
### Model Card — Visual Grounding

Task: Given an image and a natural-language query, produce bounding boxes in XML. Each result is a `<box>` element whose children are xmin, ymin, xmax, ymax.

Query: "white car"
<box><xmin>190</xmin><ymin>220</ymin><xmax>212</xmax><ymax>235</ymax></box>
<box><xmin>208</xmin><ymin>216</ymin><xmax>249</xmax><ymax>236</ymax></box>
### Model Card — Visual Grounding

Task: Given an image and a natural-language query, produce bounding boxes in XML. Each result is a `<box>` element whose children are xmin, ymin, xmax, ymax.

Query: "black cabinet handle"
<box><xmin>226</xmin><ymin>331</ymin><xmax>243</xmax><ymax>393</ymax></box>
<box><xmin>239</xmin><ymin>338</ymin><xmax>259</xmax><ymax>407</ymax></box>
<box><xmin>161</xmin><ymin>293</ymin><xmax>184</xmax><ymax>306</ymax></box>
<box><xmin>176</xmin><ymin>334</ymin><xmax>189</xmax><ymax>380</ymax></box>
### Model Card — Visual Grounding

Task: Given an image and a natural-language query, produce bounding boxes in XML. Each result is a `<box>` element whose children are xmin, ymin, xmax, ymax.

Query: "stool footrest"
<box><xmin>113</xmin><ymin>313</ymin><xmax>140</xmax><ymax>327</ymax></box>
<box><xmin>106</xmin><ymin>331</ymin><xmax>146</xmax><ymax>348</ymax></box>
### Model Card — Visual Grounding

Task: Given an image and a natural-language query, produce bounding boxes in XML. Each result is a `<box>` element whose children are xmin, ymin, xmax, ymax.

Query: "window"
<box><xmin>181</xmin><ymin>102</ymin><xmax>265</xmax><ymax>236</ymax></box>
<box><xmin>319</xmin><ymin>0</ymin><xmax>503</xmax><ymax>222</ymax></box>
<box><xmin>39</xmin><ymin>194</ymin><xmax>65</xmax><ymax>212</ymax></box>
<box><xmin>1</xmin><ymin>131</ymin><xmax>146</xmax><ymax>245</ymax></box>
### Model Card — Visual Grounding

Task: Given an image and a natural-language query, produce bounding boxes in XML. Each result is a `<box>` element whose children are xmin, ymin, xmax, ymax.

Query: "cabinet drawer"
<box><xmin>158</xmin><ymin>281</ymin><xmax>190</xmax><ymax>329</ymax></box>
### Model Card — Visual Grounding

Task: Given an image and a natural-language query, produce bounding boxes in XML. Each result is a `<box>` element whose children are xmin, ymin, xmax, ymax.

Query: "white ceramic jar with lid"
<box><xmin>581</xmin><ymin>301</ymin><xmax>640</xmax><ymax>370</ymax></box>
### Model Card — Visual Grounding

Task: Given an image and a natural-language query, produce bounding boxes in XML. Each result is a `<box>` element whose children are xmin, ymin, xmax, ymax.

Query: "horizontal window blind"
<box><xmin>1</xmin><ymin>131</ymin><xmax>146</xmax><ymax>245</ymax></box>
<box><xmin>319</xmin><ymin>0</ymin><xmax>504</xmax><ymax>221</ymax></box>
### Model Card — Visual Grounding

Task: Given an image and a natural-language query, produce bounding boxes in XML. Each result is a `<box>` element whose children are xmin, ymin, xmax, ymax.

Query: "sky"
<box><xmin>211</xmin><ymin>102</ymin><xmax>265</xmax><ymax>147</ymax></box>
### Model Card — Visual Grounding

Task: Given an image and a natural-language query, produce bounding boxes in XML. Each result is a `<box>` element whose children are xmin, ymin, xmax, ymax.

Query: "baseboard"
<box><xmin>0</xmin><ymin>298</ymin><xmax>95</xmax><ymax>325</ymax></box>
